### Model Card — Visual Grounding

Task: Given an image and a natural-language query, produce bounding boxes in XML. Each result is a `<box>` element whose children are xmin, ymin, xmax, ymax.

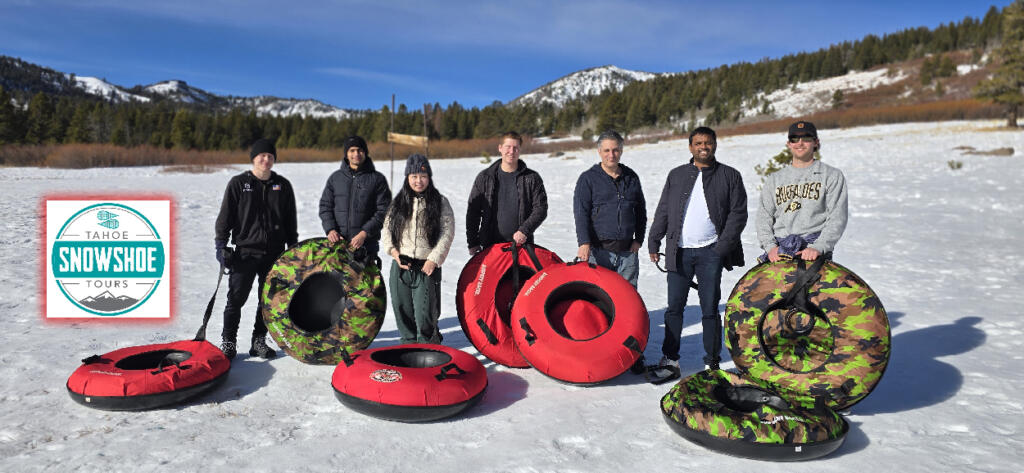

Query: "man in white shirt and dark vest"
<box><xmin>648</xmin><ymin>127</ymin><xmax>747</xmax><ymax>372</ymax></box>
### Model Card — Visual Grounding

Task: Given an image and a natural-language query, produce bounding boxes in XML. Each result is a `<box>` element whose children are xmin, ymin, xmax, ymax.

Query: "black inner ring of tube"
<box><xmin>289</xmin><ymin>271</ymin><xmax>346</xmax><ymax>333</ymax></box>
<box><xmin>495</xmin><ymin>265</ymin><xmax>537</xmax><ymax>325</ymax></box>
<box><xmin>713</xmin><ymin>383</ymin><xmax>791</xmax><ymax>412</ymax></box>
<box><xmin>784</xmin><ymin>308</ymin><xmax>815</xmax><ymax>336</ymax></box>
<box><xmin>757</xmin><ymin>306</ymin><xmax>836</xmax><ymax>374</ymax></box>
<box><xmin>114</xmin><ymin>350</ymin><xmax>192</xmax><ymax>370</ymax></box>
<box><xmin>370</xmin><ymin>348</ymin><xmax>453</xmax><ymax>368</ymax></box>
<box><xmin>543</xmin><ymin>281</ymin><xmax>615</xmax><ymax>341</ymax></box>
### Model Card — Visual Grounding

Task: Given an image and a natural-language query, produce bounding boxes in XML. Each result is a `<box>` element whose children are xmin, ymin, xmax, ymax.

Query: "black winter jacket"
<box><xmin>318</xmin><ymin>157</ymin><xmax>391</xmax><ymax>253</ymax></box>
<box><xmin>648</xmin><ymin>159</ymin><xmax>747</xmax><ymax>271</ymax></box>
<box><xmin>466</xmin><ymin>159</ymin><xmax>547</xmax><ymax>248</ymax></box>
<box><xmin>573</xmin><ymin>163</ymin><xmax>646</xmax><ymax>247</ymax></box>
<box><xmin>215</xmin><ymin>171</ymin><xmax>298</xmax><ymax>253</ymax></box>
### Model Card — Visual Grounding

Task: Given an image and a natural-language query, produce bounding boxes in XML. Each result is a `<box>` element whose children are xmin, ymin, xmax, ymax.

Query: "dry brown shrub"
<box><xmin>0</xmin><ymin>144</ymin><xmax>50</xmax><ymax>166</ymax></box>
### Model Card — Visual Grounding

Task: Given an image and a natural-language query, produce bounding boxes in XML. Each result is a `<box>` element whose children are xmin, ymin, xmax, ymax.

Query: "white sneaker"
<box><xmin>658</xmin><ymin>356</ymin><xmax>679</xmax><ymax>368</ymax></box>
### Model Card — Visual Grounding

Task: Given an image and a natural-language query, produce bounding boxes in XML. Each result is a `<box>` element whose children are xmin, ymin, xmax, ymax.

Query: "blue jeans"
<box><xmin>662</xmin><ymin>245</ymin><xmax>723</xmax><ymax>366</ymax></box>
<box><xmin>589</xmin><ymin>247</ymin><xmax>639</xmax><ymax>288</ymax></box>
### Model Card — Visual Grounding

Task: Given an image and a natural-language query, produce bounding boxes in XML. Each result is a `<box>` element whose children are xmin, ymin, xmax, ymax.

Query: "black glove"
<box><xmin>215</xmin><ymin>240</ymin><xmax>228</xmax><ymax>266</ymax></box>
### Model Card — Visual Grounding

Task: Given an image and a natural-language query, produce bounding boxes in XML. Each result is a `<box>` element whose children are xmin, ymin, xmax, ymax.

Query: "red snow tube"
<box><xmin>456</xmin><ymin>243</ymin><xmax>562</xmax><ymax>367</ymax></box>
<box><xmin>511</xmin><ymin>261</ymin><xmax>649</xmax><ymax>385</ymax></box>
<box><xmin>66</xmin><ymin>339</ymin><xmax>230</xmax><ymax>411</ymax></box>
<box><xmin>331</xmin><ymin>344</ymin><xmax>487</xmax><ymax>422</ymax></box>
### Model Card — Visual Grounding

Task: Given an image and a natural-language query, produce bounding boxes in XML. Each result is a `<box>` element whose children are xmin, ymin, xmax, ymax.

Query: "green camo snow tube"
<box><xmin>261</xmin><ymin>238</ymin><xmax>386</xmax><ymax>365</ymax></box>
<box><xmin>725</xmin><ymin>258</ymin><xmax>890</xmax><ymax>410</ymax></box>
<box><xmin>661</xmin><ymin>369</ymin><xmax>848</xmax><ymax>461</ymax></box>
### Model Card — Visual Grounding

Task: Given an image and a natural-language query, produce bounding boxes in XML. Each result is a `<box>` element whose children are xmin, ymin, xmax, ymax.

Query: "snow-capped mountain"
<box><xmin>142</xmin><ymin>80</ymin><xmax>217</xmax><ymax>104</ymax></box>
<box><xmin>94</xmin><ymin>290</ymin><xmax>117</xmax><ymax>300</ymax></box>
<box><xmin>0</xmin><ymin>55</ymin><xmax>352</xmax><ymax>118</ymax></box>
<box><xmin>227</xmin><ymin>96</ymin><xmax>352</xmax><ymax>120</ymax></box>
<box><xmin>70</xmin><ymin>75</ymin><xmax>150</xmax><ymax>103</ymax></box>
<box><xmin>511</xmin><ymin>65</ymin><xmax>663</xmax><ymax>107</ymax></box>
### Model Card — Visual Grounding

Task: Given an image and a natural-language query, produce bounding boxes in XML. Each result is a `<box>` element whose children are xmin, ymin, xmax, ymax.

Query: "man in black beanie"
<box><xmin>318</xmin><ymin>135</ymin><xmax>391</xmax><ymax>259</ymax></box>
<box><xmin>213</xmin><ymin>138</ymin><xmax>298</xmax><ymax>360</ymax></box>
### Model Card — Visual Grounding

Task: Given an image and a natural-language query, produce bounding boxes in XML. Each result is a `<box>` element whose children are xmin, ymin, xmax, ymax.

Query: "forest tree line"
<box><xmin>0</xmin><ymin>5</ymin><xmax>1011</xmax><ymax>150</ymax></box>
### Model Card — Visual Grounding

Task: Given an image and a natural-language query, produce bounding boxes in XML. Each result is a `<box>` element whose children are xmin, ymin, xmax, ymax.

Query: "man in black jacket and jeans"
<box><xmin>319</xmin><ymin>136</ymin><xmax>391</xmax><ymax>259</ymax></box>
<box><xmin>214</xmin><ymin>138</ymin><xmax>298</xmax><ymax>360</ymax></box>
<box><xmin>648</xmin><ymin>127</ymin><xmax>747</xmax><ymax>371</ymax></box>
<box><xmin>466</xmin><ymin>131</ymin><xmax>547</xmax><ymax>253</ymax></box>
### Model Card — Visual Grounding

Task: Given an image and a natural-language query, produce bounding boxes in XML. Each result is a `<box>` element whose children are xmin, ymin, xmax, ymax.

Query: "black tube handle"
<box><xmin>435</xmin><ymin>363</ymin><xmax>467</xmax><ymax>381</ymax></box>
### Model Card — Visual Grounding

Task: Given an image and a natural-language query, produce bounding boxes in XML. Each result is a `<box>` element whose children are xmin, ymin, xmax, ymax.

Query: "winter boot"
<box><xmin>220</xmin><ymin>340</ymin><xmax>237</xmax><ymax>360</ymax></box>
<box><xmin>249</xmin><ymin>336</ymin><xmax>277</xmax><ymax>359</ymax></box>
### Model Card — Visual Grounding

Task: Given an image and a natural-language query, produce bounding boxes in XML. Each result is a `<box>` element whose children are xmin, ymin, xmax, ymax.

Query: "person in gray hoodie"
<box><xmin>318</xmin><ymin>136</ymin><xmax>391</xmax><ymax>260</ymax></box>
<box><xmin>757</xmin><ymin>121</ymin><xmax>848</xmax><ymax>262</ymax></box>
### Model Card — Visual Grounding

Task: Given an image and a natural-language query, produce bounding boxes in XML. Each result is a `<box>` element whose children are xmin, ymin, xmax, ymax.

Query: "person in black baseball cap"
<box><xmin>756</xmin><ymin>120</ymin><xmax>848</xmax><ymax>264</ymax></box>
<box><xmin>788</xmin><ymin>120</ymin><xmax>819</xmax><ymax>152</ymax></box>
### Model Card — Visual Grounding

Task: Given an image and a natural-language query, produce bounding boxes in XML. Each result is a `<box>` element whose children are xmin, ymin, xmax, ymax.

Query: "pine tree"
<box><xmin>65</xmin><ymin>103</ymin><xmax>91</xmax><ymax>143</ymax></box>
<box><xmin>0</xmin><ymin>86</ymin><xmax>18</xmax><ymax>144</ymax></box>
<box><xmin>975</xmin><ymin>0</ymin><xmax>1024</xmax><ymax>127</ymax></box>
<box><xmin>596</xmin><ymin>93</ymin><xmax>627</xmax><ymax>134</ymax></box>
<box><xmin>24</xmin><ymin>92</ymin><xmax>53</xmax><ymax>144</ymax></box>
<box><xmin>171</xmin><ymin>109</ymin><xmax>194</xmax><ymax>149</ymax></box>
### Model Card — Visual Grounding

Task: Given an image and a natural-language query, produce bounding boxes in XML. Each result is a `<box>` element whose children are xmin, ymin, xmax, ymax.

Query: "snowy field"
<box><xmin>1</xmin><ymin>120</ymin><xmax>1022</xmax><ymax>472</ymax></box>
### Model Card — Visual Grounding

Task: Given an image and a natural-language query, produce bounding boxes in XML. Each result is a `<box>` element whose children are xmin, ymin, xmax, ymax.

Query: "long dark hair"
<box><xmin>387</xmin><ymin>178</ymin><xmax>444</xmax><ymax>250</ymax></box>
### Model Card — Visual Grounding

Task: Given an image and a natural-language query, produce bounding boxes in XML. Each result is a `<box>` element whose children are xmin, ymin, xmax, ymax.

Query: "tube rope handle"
<box><xmin>193</xmin><ymin>260</ymin><xmax>229</xmax><ymax>342</ymax></box>
<box><xmin>151</xmin><ymin>353</ymin><xmax>189</xmax><ymax>374</ymax></box>
<box><xmin>518</xmin><ymin>317</ymin><xmax>537</xmax><ymax>346</ymax></box>
<box><xmin>435</xmin><ymin>363</ymin><xmax>467</xmax><ymax>381</ymax></box>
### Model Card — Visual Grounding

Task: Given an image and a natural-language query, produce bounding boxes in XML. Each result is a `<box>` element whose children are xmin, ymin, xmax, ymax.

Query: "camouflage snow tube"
<box><xmin>261</xmin><ymin>238</ymin><xmax>387</xmax><ymax>365</ymax></box>
<box><xmin>661</xmin><ymin>369</ymin><xmax>848</xmax><ymax>461</ymax></box>
<box><xmin>725</xmin><ymin>259</ymin><xmax>890</xmax><ymax>410</ymax></box>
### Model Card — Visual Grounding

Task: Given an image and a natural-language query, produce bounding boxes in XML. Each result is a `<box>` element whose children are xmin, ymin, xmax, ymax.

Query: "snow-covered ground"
<box><xmin>741</xmin><ymin>68</ymin><xmax>908</xmax><ymax>119</ymax></box>
<box><xmin>1</xmin><ymin>120</ymin><xmax>1022</xmax><ymax>472</ymax></box>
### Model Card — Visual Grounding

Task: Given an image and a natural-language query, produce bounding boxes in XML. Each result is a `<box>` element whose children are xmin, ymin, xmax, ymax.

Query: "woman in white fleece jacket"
<box><xmin>382</xmin><ymin>154</ymin><xmax>455</xmax><ymax>344</ymax></box>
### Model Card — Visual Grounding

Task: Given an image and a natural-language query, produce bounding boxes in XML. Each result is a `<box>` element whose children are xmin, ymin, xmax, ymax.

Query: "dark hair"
<box><xmin>386</xmin><ymin>178</ymin><xmax>444</xmax><ymax>250</ymax></box>
<box><xmin>596</xmin><ymin>130</ymin><xmax>624</xmax><ymax>147</ymax></box>
<box><xmin>500</xmin><ymin>131</ymin><xmax>523</xmax><ymax>145</ymax></box>
<box><xmin>688</xmin><ymin>126</ymin><xmax>717</xmax><ymax>144</ymax></box>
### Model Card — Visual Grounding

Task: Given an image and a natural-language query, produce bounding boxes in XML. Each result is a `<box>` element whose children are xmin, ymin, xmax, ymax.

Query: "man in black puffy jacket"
<box><xmin>318</xmin><ymin>136</ymin><xmax>391</xmax><ymax>258</ymax></box>
<box><xmin>214</xmin><ymin>138</ymin><xmax>298</xmax><ymax>360</ymax></box>
<box><xmin>466</xmin><ymin>131</ymin><xmax>547</xmax><ymax>253</ymax></box>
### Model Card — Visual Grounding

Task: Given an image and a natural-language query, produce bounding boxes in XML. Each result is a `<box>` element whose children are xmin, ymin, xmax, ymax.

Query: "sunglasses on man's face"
<box><xmin>788</xmin><ymin>136</ymin><xmax>816</xmax><ymax>144</ymax></box>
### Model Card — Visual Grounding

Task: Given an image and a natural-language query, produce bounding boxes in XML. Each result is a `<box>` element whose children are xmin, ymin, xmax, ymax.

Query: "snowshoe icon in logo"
<box><xmin>370</xmin><ymin>369</ymin><xmax>402</xmax><ymax>383</ymax></box>
<box><xmin>96</xmin><ymin>210</ymin><xmax>119</xmax><ymax>229</ymax></box>
<box><xmin>47</xmin><ymin>200</ymin><xmax>171</xmax><ymax>318</ymax></box>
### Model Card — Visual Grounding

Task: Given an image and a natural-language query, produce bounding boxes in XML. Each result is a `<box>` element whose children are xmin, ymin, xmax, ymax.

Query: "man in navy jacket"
<box><xmin>573</xmin><ymin>130</ymin><xmax>646</xmax><ymax>287</ymax></box>
<box><xmin>648</xmin><ymin>126</ymin><xmax>747</xmax><ymax>371</ymax></box>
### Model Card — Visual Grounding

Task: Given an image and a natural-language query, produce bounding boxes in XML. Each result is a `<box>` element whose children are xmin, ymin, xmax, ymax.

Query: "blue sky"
<box><xmin>0</xmin><ymin>1</ymin><xmax>1009</xmax><ymax>111</ymax></box>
